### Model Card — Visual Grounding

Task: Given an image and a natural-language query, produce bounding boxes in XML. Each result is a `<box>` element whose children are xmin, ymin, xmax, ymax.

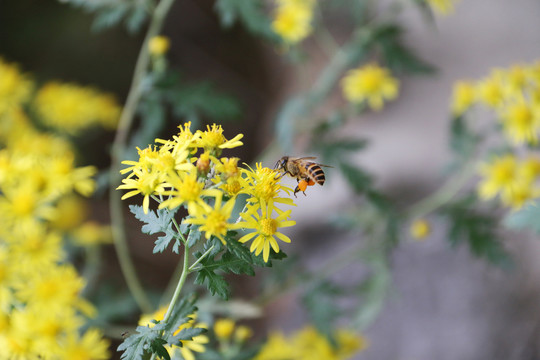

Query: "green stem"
<box><xmin>188</xmin><ymin>244</ymin><xmax>215</xmax><ymax>272</ymax></box>
<box><xmin>109</xmin><ymin>0</ymin><xmax>178</xmax><ymax>314</ymax></box>
<box><xmin>408</xmin><ymin>161</ymin><xmax>477</xmax><ymax>219</ymax></box>
<box><xmin>150</xmin><ymin>243</ymin><xmax>190</xmax><ymax>360</ymax></box>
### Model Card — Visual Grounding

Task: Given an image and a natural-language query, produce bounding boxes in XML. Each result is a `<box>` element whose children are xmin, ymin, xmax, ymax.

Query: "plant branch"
<box><xmin>109</xmin><ymin>0</ymin><xmax>177</xmax><ymax>314</ymax></box>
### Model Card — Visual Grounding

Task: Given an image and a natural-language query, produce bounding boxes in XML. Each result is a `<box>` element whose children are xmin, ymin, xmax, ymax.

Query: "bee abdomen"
<box><xmin>306</xmin><ymin>163</ymin><xmax>325</xmax><ymax>185</ymax></box>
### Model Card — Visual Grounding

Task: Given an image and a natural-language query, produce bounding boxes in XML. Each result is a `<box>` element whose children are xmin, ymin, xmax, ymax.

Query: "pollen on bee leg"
<box><xmin>306</xmin><ymin>179</ymin><xmax>315</xmax><ymax>186</ymax></box>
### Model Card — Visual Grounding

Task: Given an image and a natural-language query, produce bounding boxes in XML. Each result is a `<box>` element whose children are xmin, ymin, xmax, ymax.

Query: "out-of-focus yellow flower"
<box><xmin>272</xmin><ymin>0</ymin><xmax>314</xmax><ymax>44</ymax></box>
<box><xmin>49</xmin><ymin>195</ymin><xmax>89</xmax><ymax>231</ymax></box>
<box><xmin>214</xmin><ymin>318</ymin><xmax>235</xmax><ymax>340</ymax></box>
<box><xmin>450</xmin><ymin>80</ymin><xmax>475</xmax><ymax>116</ymax></box>
<box><xmin>410</xmin><ymin>219</ymin><xmax>431</xmax><ymax>240</ymax></box>
<box><xmin>254</xmin><ymin>325</ymin><xmax>367</xmax><ymax>360</ymax></box>
<box><xmin>0</xmin><ymin>57</ymin><xmax>33</xmax><ymax>115</ymax></box>
<box><xmin>72</xmin><ymin>222</ymin><xmax>113</xmax><ymax>246</ymax></box>
<box><xmin>34</xmin><ymin>81</ymin><xmax>120</xmax><ymax>133</ymax></box>
<box><xmin>149</xmin><ymin>35</ymin><xmax>170</xmax><ymax>56</ymax></box>
<box><xmin>234</xmin><ymin>325</ymin><xmax>253</xmax><ymax>343</ymax></box>
<box><xmin>341</xmin><ymin>63</ymin><xmax>399</xmax><ymax>111</ymax></box>
<box><xmin>499</xmin><ymin>96</ymin><xmax>540</xmax><ymax>145</ymax></box>
<box><xmin>58</xmin><ymin>328</ymin><xmax>111</xmax><ymax>360</ymax></box>
<box><xmin>477</xmin><ymin>154</ymin><xmax>520</xmax><ymax>201</ymax></box>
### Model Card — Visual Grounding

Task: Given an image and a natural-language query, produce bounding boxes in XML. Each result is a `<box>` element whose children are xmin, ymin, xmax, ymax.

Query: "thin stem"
<box><xmin>188</xmin><ymin>244</ymin><xmax>215</xmax><ymax>272</ymax></box>
<box><xmin>109</xmin><ymin>0</ymin><xmax>177</xmax><ymax>314</ymax></box>
<box><xmin>150</xmin><ymin>243</ymin><xmax>190</xmax><ymax>360</ymax></box>
<box><xmin>408</xmin><ymin>160</ymin><xmax>478</xmax><ymax>219</ymax></box>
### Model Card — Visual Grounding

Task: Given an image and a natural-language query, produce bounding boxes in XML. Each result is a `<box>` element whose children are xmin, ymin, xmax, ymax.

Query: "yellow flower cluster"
<box><xmin>0</xmin><ymin>57</ymin><xmax>112</xmax><ymax>359</ymax></box>
<box><xmin>118</xmin><ymin>122</ymin><xmax>296</xmax><ymax>262</ymax></box>
<box><xmin>477</xmin><ymin>154</ymin><xmax>540</xmax><ymax>209</ymax></box>
<box><xmin>213</xmin><ymin>318</ymin><xmax>253</xmax><ymax>343</ymax></box>
<box><xmin>271</xmin><ymin>0</ymin><xmax>315</xmax><ymax>44</ymax></box>
<box><xmin>254</xmin><ymin>326</ymin><xmax>367</xmax><ymax>360</ymax></box>
<box><xmin>451</xmin><ymin>61</ymin><xmax>540</xmax><ymax>145</ymax></box>
<box><xmin>139</xmin><ymin>306</ymin><xmax>209</xmax><ymax>360</ymax></box>
<box><xmin>341</xmin><ymin>63</ymin><xmax>400</xmax><ymax>111</ymax></box>
<box><xmin>34</xmin><ymin>81</ymin><xmax>121</xmax><ymax>134</ymax></box>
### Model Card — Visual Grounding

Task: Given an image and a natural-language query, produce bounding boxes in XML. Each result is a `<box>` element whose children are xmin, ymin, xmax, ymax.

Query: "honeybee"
<box><xmin>275</xmin><ymin>156</ymin><xmax>331</xmax><ymax>197</ymax></box>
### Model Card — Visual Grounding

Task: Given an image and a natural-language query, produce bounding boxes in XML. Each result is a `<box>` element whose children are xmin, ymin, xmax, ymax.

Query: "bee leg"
<box><xmin>293</xmin><ymin>185</ymin><xmax>300</xmax><ymax>197</ymax></box>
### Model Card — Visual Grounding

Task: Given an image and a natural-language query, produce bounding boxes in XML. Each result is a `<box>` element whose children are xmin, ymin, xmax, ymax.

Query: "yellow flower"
<box><xmin>341</xmin><ymin>64</ymin><xmax>399</xmax><ymax>111</ymax></box>
<box><xmin>9</xmin><ymin>225</ymin><xmax>64</xmax><ymax>273</ymax></box>
<box><xmin>476</xmin><ymin>73</ymin><xmax>505</xmax><ymax>108</ymax></box>
<box><xmin>214</xmin><ymin>318</ymin><xmax>235</xmax><ymax>340</ymax></box>
<box><xmin>499</xmin><ymin>96</ymin><xmax>540</xmax><ymax>145</ymax></box>
<box><xmin>450</xmin><ymin>80</ymin><xmax>475</xmax><ymax>116</ymax></box>
<box><xmin>234</xmin><ymin>325</ymin><xmax>253</xmax><ymax>343</ymax></box>
<box><xmin>158</xmin><ymin>166</ymin><xmax>222</xmax><ymax>214</ymax></box>
<box><xmin>195</xmin><ymin>124</ymin><xmax>244</xmax><ymax>156</ymax></box>
<box><xmin>410</xmin><ymin>219</ymin><xmax>431</xmax><ymax>240</ymax></box>
<box><xmin>34</xmin><ymin>81</ymin><xmax>120</xmax><ymax>134</ymax></box>
<box><xmin>49</xmin><ymin>195</ymin><xmax>89</xmax><ymax>231</ymax></box>
<box><xmin>254</xmin><ymin>326</ymin><xmax>367</xmax><ymax>360</ymax></box>
<box><xmin>477</xmin><ymin>154</ymin><xmax>520</xmax><ymax>201</ymax></box>
<box><xmin>149</xmin><ymin>35</ymin><xmax>170</xmax><ymax>56</ymax></box>
<box><xmin>59</xmin><ymin>328</ymin><xmax>111</xmax><ymax>360</ymax></box>
<box><xmin>500</xmin><ymin>180</ymin><xmax>539</xmax><ymax>210</ymax></box>
<box><xmin>0</xmin><ymin>57</ymin><xmax>34</xmax><ymax>115</ymax></box>
<box><xmin>117</xmin><ymin>168</ymin><xmax>166</xmax><ymax>214</ymax></box>
<box><xmin>241</xmin><ymin>162</ymin><xmax>294</xmax><ymax>215</ymax></box>
<box><xmin>72</xmin><ymin>222</ymin><xmax>113</xmax><ymax>246</ymax></box>
<box><xmin>236</xmin><ymin>209</ymin><xmax>295</xmax><ymax>262</ymax></box>
<box><xmin>185</xmin><ymin>193</ymin><xmax>237</xmax><ymax>245</ymax></box>
<box><xmin>272</xmin><ymin>0</ymin><xmax>314</xmax><ymax>44</ymax></box>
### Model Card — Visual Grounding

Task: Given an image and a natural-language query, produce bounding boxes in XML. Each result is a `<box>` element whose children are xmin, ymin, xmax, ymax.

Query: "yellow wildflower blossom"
<box><xmin>149</xmin><ymin>35</ymin><xmax>170</xmax><ymax>56</ymax></box>
<box><xmin>195</xmin><ymin>124</ymin><xmax>244</xmax><ymax>156</ymax></box>
<box><xmin>59</xmin><ymin>328</ymin><xmax>111</xmax><ymax>360</ymax></box>
<box><xmin>272</xmin><ymin>0</ymin><xmax>314</xmax><ymax>44</ymax></box>
<box><xmin>117</xmin><ymin>167</ymin><xmax>166</xmax><ymax>214</ymax></box>
<box><xmin>450</xmin><ymin>80</ymin><xmax>475</xmax><ymax>116</ymax></box>
<box><xmin>34</xmin><ymin>81</ymin><xmax>120</xmax><ymax>133</ymax></box>
<box><xmin>185</xmin><ymin>193</ymin><xmax>237</xmax><ymax>245</ymax></box>
<box><xmin>499</xmin><ymin>96</ymin><xmax>540</xmax><ymax>145</ymax></box>
<box><xmin>214</xmin><ymin>318</ymin><xmax>235</xmax><ymax>340</ymax></box>
<box><xmin>341</xmin><ymin>63</ymin><xmax>399</xmax><ymax>111</ymax></box>
<box><xmin>236</xmin><ymin>209</ymin><xmax>295</xmax><ymax>262</ymax></box>
<box><xmin>427</xmin><ymin>0</ymin><xmax>460</xmax><ymax>16</ymax></box>
<box><xmin>477</xmin><ymin>154</ymin><xmax>521</xmax><ymax>201</ymax></box>
<box><xmin>410</xmin><ymin>218</ymin><xmax>431</xmax><ymax>240</ymax></box>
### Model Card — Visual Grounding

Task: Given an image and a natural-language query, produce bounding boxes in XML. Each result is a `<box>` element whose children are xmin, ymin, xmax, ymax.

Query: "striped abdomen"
<box><xmin>305</xmin><ymin>162</ymin><xmax>325</xmax><ymax>185</ymax></box>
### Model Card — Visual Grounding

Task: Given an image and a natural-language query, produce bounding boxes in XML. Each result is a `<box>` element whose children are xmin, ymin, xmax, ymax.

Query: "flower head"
<box><xmin>195</xmin><ymin>124</ymin><xmax>243</xmax><ymax>156</ymax></box>
<box><xmin>410</xmin><ymin>219</ymin><xmax>431</xmax><ymax>240</ymax></box>
<box><xmin>149</xmin><ymin>35</ymin><xmax>170</xmax><ymax>56</ymax></box>
<box><xmin>272</xmin><ymin>0</ymin><xmax>314</xmax><ymax>44</ymax></box>
<box><xmin>450</xmin><ymin>80</ymin><xmax>475</xmax><ymax>116</ymax></box>
<box><xmin>341</xmin><ymin>64</ymin><xmax>399</xmax><ymax>111</ymax></box>
<box><xmin>236</xmin><ymin>209</ymin><xmax>295</xmax><ymax>262</ymax></box>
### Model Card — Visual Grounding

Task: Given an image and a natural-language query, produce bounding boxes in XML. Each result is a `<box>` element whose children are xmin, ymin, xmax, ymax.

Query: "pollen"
<box><xmin>260</xmin><ymin>218</ymin><xmax>277</xmax><ymax>237</ymax></box>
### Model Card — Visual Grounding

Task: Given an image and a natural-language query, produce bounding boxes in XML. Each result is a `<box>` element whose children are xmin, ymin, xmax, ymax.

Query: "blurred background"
<box><xmin>2</xmin><ymin>0</ymin><xmax>540</xmax><ymax>359</ymax></box>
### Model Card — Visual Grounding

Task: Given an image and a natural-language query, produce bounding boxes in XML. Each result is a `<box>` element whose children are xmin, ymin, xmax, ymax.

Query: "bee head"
<box><xmin>275</xmin><ymin>156</ymin><xmax>289</xmax><ymax>170</ymax></box>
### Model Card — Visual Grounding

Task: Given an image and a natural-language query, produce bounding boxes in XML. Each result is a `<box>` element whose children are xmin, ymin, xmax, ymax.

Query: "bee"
<box><xmin>275</xmin><ymin>156</ymin><xmax>331</xmax><ymax>197</ymax></box>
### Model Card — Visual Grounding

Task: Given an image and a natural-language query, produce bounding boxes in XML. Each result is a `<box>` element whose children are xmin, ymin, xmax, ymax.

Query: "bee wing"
<box><xmin>319</xmin><ymin>164</ymin><xmax>334</xmax><ymax>168</ymax></box>
<box><xmin>295</xmin><ymin>156</ymin><xmax>318</xmax><ymax>160</ymax></box>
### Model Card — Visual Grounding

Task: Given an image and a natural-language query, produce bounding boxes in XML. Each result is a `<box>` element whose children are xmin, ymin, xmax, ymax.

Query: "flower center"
<box><xmin>179</xmin><ymin>176</ymin><xmax>202</xmax><ymax>201</ymax></box>
<box><xmin>260</xmin><ymin>218</ymin><xmax>277</xmax><ymax>237</ymax></box>
<box><xmin>203</xmin><ymin>210</ymin><xmax>228</xmax><ymax>237</ymax></box>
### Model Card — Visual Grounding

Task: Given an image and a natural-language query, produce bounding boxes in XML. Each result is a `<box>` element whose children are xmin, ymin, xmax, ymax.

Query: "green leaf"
<box><xmin>149</xmin><ymin>338</ymin><xmax>170</xmax><ymax>360</ymax></box>
<box><xmin>118</xmin><ymin>325</ymin><xmax>158</xmax><ymax>360</ymax></box>
<box><xmin>503</xmin><ymin>201</ymin><xmax>540</xmax><ymax>233</ymax></box>
<box><xmin>339</xmin><ymin>162</ymin><xmax>373</xmax><ymax>194</ymax></box>
<box><xmin>442</xmin><ymin>199</ymin><xmax>511</xmax><ymax>266</ymax></box>
<box><xmin>370</xmin><ymin>24</ymin><xmax>435</xmax><ymax>75</ymax></box>
<box><xmin>128</xmin><ymin>205</ymin><xmax>180</xmax><ymax>254</ymax></box>
<box><xmin>449</xmin><ymin>115</ymin><xmax>480</xmax><ymax>159</ymax></box>
<box><xmin>214</xmin><ymin>0</ymin><xmax>278</xmax><ymax>39</ymax></box>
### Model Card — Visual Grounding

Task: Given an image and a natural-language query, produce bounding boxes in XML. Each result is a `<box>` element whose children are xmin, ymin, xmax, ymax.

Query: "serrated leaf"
<box><xmin>149</xmin><ymin>338</ymin><xmax>170</xmax><ymax>360</ymax></box>
<box><xmin>195</xmin><ymin>267</ymin><xmax>230</xmax><ymax>299</ymax></box>
<box><xmin>128</xmin><ymin>205</ymin><xmax>179</xmax><ymax>253</ymax></box>
<box><xmin>339</xmin><ymin>162</ymin><xmax>373</xmax><ymax>194</ymax></box>
<box><xmin>503</xmin><ymin>201</ymin><xmax>540</xmax><ymax>233</ymax></box>
<box><xmin>186</xmin><ymin>226</ymin><xmax>202</xmax><ymax>247</ymax></box>
<box><xmin>118</xmin><ymin>325</ymin><xmax>158</xmax><ymax>360</ymax></box>
<box><xmin>442</xmin><ymin>200</ymin><xmax>511</xmax><ymax>266</ymax></box>
<box><xmin>224</xmin><ymin>232</ymin><xmax>253</xmax><ymax>263</ymax></box>
<box><xmin>171</xmin><ymin>327</ymin><xmax>207</xmax><ymax>342</ymax></box>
